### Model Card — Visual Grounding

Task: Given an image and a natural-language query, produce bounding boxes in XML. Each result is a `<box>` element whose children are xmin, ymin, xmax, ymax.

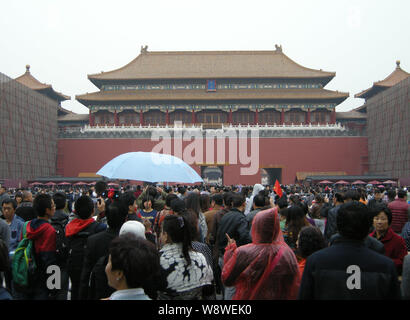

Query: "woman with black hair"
<box><xmin>200</xmin><ymin>193</ymin><xmax>211</xmax><ymax>214</ymax></box>
<box><xmin>170</xmin><ymin>198</ymin><xmax>214</xmax><ymax>269</ymax></box>
<box><xmin>296</xmin><ymin>226</ymin><xmax>326</xmax><ymax>276</ymax></box>
<box><xmin>138</xmin><ymin>195</ymin><xmax>158</xmax><ymax>228</ymax></box>
<box><xmin>283</xmin><ymin>205</ymin><xmax>311</xmax><ymax>254</ymax></box>
<box><xmin>369</xmin><ymin>203</ymin><xmax>407</xmax><ymax>275</ymax></box>
<box><xmin>308</xmin><ymin>195</ymin><xmax>326</xmax><ymax>234</ymax></box>
<box><xmin>153</xmin><ymin>193</ymin><xmax>178</xmax><ymax>237</ymax></box>
<box><xmin>158</xmin><ymin>215</ymin><xmax>213</xmax><ymax>300</ymax></box>
<box><xmin>185</xmin><ymin>192</ymin><xmax>208</xmax><ymax>243</ymax></box>
<box><xmin>14</xmin><ymin>192</ymin><xmax>23</xmax><ymax>207</ymax></box>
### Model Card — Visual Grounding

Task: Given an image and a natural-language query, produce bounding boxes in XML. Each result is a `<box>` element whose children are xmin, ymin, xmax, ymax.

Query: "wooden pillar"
<box><xmin>280</xmin><ymin>109</ymin><xmax>284</xmax><ymax>125</ymax></box>
<box><xmin>306</xmin><ymin>108</ymin><xmax>311</xmax><ymax>124</ymax></box>
<box><xmin>255</xmin><ymin>108</ymin><xmax>259</xmax><ymax>125</ymax></box>
<box><xmin>114</xmin><ymin>110</ymin><xmax>119</xmax><ymax>126</ymax></box>
<box><xmin>331</xmin><ymin>108</ymin><xmax>336</xmax><ymax>124</ymax></box>
<box><xmin>192</xmin><ymin>110</ymin><xmax>196</xmax><ymax>124</ymax></box>
<box><xmin>140</xmin><ymin>109</ymin><xmax>144</xmax><ymax>126</ymax></box>
<box><xmin>229</xmin><ymin>108</ymin><xmax>232</xmax><ymax>124</ymax></box>
<box><xmin>89</xmin><ymin>110</ymin><xmax>95</xmax><ymax>127</ymax></box>
<box><xmin>89</xmin><ymin>110</ymin><xmax>93</xmax><ymax>126</ymax></box>
<box><xmin>166</xmin><ymin>109</ymin><xmax>170</xmax><ymax>125</ymax></box>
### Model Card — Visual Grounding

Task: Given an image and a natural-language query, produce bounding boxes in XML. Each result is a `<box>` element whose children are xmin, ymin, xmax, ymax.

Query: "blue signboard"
<box><xmin>207</xmin><ymin>80</ymin><xmax>216</xmax><ymax>92</ymax></box>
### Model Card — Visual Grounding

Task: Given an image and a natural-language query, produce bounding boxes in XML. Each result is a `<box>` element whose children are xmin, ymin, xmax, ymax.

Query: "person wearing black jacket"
<box><xmin>324</xmin><ymin>192</ymin><xmax>345</xmax><ymax>242</ymax></box>
<box><xmin>15</xmin><ymin>191</ymin><xmax>36</xmax><ymax>222</ymax></box>
<box><xmin>120</xmin><ymin>191</ymin><xmax>142</xmax><ymax>222</ymax></box>
<box><xmin>50</xmin><ymin>192</ymin><xmax>70</xmax><ymax>300</ymax></box>
<box><xmin>368</xmin><ymin>188</ymin><xmax>385</xmax><ymax>211</ymax></box>
<box><xmin>245</xmin><ymin>193</ymin><xmax>271</xmax><ymax>232</ymax></box>
<box><xmin>79</xmin><ymin>200</ymin><xmax>128</xmax><ymax>300</ymax></box>
<box><xmin>298</xmin><ymin>201</ymin><xmax>400</xmax><ymax>300</ymax></box>
<box><xmin>216</xmin><ymin>193</ymin><xmax>251</xmax><ymax>300</ymax></box>
<box><xmin>65</xmin><ymin>196</ymin><xmax>106</xmax><ymax>300</ymax></box>
<box><xmin>217</xmin><ymin>193</ymin><xmax>252</xmax><ymax>257</ymax></box>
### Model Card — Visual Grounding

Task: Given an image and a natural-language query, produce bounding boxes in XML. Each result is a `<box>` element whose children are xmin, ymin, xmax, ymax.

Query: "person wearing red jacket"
<box><xmin>388</xmin><ymin>189</ymin><xmax>410</xmax><ymax>234</ymax></box>
<box><xmin>13</xmin><ymin>194</ymin><xmax>57</xmax><ymax>300</ymax></box>
<box><xmin>221</xmin><ymin>207</ymin><xmax>300</xmax><ymax>300</ymax></box>
<box><xmin>370</xmin><ymin>203</ymin><xmax>408</xmax><ymax>275</ymax></box>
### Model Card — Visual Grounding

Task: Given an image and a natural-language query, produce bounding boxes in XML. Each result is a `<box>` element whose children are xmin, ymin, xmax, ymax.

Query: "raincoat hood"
<box><xmin>251</xmin><ymin>207</ymin><xmax>283</xmax><ymax>244</ymax></box>
<box><xmin>222</xmin><ymin>207</ymin><xmax>300</xmax><ymax>300</ymax></box>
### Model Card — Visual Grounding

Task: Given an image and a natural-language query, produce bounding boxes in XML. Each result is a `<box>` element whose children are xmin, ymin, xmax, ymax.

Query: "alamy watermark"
<box><xmin>46</xmin><ymin>265</ymin><xmax>61</xmax><ymax>290</ymax></box>
<box><xmin>346</xmin><ymin>265</ymin><xmax>361</xmax><ymax>290</ymax></box>
<box><xmin>150</xmin><ymin>122</ymin><xmax>260</xmax><ymax>176</ymax></box>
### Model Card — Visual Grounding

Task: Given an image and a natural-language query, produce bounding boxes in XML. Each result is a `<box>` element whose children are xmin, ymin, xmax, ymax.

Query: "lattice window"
<box><xmin>311</xmin><ymin>111</ymin><xmax>331</xmax><ymax>124</ymax></box>
<box><xmin>196</xmin><ymin>111</ymin><xmax>227</xmax><ymax>124</ymax></box>
<box><xmin>119</xmin><ymin>111</ymin><xmax>139</xmax><ymax>125</ymax></box>
<box><xmin>169</xmin><ymin>110</ymin><xmax>192</xmax><ymax>124</ymax></box>
<box><xmin>259</xmin><ymin>110</ymin><xmax>281</xmax><ymax>124</ymax></box>
<box><xmin>144</xmin><ymin>110</ymin><xmax>166</xmax><ymax>125</ymax></box>
<box><xmin>232</xmin><ymin>110</ymin><xmax>254</xmax><ymax>125</ymax></box>
<box><xmin>284</xmin><ymin>111</ymin><xmax>304</xmax><ymax>124</ymax></box>
<box><xmin>94</xmin><ymin>111</ymin><xmax>114</xmax><ymax>125</ymax></box>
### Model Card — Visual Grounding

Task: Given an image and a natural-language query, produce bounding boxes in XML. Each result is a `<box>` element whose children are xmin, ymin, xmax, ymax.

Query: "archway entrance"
<box><xmin>261</xmin><ymin>168</ymin><xmax>282</xmax><ymax>185</ymax></box>
<box><xmin>201</xmin><ymin>166</ymin><xmax>223</xmax><ymax>185</ymax></box>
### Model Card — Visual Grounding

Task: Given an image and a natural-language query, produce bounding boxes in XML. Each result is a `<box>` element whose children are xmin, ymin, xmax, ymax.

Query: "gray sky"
<box><xmin>1</xmin><ymin>0</ymin><xmax>409</xmax><ymax>114</ymax></box>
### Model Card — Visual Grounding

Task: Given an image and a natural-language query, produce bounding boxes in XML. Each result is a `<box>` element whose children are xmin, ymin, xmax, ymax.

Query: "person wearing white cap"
<box><xmin>119</xmin><ymin>220</ymin><xmax>146</xmax><ymax>240</ymax></box>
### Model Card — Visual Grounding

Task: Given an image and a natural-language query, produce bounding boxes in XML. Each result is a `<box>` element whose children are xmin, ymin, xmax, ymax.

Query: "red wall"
<box><xmin>57</xmin><ymin>136</ymin><xmax>368</xmax><ymax>185</ymax></box>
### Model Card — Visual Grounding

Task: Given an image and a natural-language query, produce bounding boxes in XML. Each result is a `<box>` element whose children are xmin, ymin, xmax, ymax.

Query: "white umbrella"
<box><xmin>97</xmin><ymin>152</ymin><xmax>203</xmax><ymax>183</ymax></box>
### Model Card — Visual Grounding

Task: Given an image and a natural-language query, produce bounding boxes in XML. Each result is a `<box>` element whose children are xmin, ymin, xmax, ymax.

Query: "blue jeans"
<box><xmin>218</xmin><ymin>256</ymin><xmax>236</xmax><ymax>300</ymax></box>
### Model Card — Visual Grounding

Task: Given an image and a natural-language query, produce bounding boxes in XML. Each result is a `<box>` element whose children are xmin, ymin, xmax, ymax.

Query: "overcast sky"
<box><xmin>1</xmin><ymin>0</ymin><xmax>408</xmax><ymax>114</ymax></box>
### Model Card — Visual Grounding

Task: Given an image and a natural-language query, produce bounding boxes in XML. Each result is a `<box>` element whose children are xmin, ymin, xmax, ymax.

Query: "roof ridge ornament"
<box><xmin>26</xmin><ymin>64</ymin><xmax>31</xmax><ymax>73</ymax></box>
<box><xmin>275</xmin><ymin>44</ymin><xmax>282</xmax><ymax>53</ymax></box>
<box><xmin>396</xmin><ymin>60</ymin><xmax>401</xmax><ymax>68</ymax></box>
<box><xmin>141</xmin><ymin>45</ymin><xmax>148</xmax><ymax>54</ymax></box>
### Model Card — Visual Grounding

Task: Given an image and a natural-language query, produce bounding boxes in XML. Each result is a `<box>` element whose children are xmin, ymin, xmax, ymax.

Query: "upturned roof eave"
<box><xmin>86</xmin><ymin>49</ymin><xmax>336</xmax><ymax>81</ymax></box>
<box><xmin>38</xmin><ymin>87</ymin><xmax>71</xmax><ymax>102</ymax></box>
<box><xmin>76</xmin><ymin>93</ymin><xmax>349</xmax><ymax>107</ymax></box>
<box><xmin>354</xmin><ymin>84</ymin><xmax>386</xmax><ymax>99</ymax></box>
<box><xmin>88</xmin><ymin>74</ymin><xmax>335</xmax><ymax>83</ymax></box>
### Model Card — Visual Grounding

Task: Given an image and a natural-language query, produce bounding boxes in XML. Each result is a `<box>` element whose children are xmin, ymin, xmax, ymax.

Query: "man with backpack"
<box><xmin>12</xmin><ymin>194</ymin><xmax>57</xmax><ymax>300</ymax></box>
<box><xmin>65</xmin><ymin>195</ymin><xmax>106</xmax><ymax>300</ymax></box>
<box><xmin>50</xmin><ymin>192</ymin><xmax>70</xmax><ymax>300</ymax></box>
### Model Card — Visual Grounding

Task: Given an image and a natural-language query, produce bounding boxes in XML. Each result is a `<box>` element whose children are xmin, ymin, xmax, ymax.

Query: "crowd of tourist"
<box><xmin>0</xmin><ymin>181</ymin><xmax>409</xmax><ymax>300</ymax></box>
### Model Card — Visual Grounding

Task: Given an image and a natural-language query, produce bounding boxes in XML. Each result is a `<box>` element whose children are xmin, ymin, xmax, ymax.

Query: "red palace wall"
<box><xmin>57</xmin><ymin>137</ymin><xmax>368</xmax><ymax>185</ymax></box>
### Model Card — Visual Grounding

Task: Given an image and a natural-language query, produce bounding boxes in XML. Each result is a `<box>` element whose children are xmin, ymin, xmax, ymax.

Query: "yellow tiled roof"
<box><xmin>88</xmin><ymin>48</ymin><xmax>335</xmax><ymax>81</ymax></box>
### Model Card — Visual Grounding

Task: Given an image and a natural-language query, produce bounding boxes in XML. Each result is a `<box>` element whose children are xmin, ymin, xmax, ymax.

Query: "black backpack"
<box><xmin>88</xmin><ymin>255</ymin><xmax>114</xmax><ymax>300</ymax></box>
<box><xmin>50</xmin><ymin>219</ymin><xmax>69</xmax><ymax>266</ymax></box>
<box><xmin>67</xmin><ymin>222</ymin><xmax>100</xmax><ymax>272</ymax></box>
